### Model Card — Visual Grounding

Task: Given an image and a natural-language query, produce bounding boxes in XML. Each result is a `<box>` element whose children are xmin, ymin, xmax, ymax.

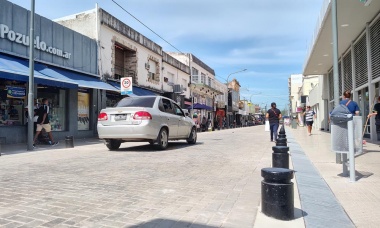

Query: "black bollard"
<box><xmin>261</xmin><ymin>167</ymin><xmax>294</xmax><ymax>220</ymax></box>
<box><xmin>65</xmin><ymin>136</ymin><xmax>74</xmax><ymax>148</ymax></box>
<box><xmin>276</xmin><ymin>125</ymin><xmax>287</xmax><ymax>146</ymax></box>
<box><xmin>272</xmin><ymin>146</ymin><xmax>290</xmax><ymax>168</ymax></box>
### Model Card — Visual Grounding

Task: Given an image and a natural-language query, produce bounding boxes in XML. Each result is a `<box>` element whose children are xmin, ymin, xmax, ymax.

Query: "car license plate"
<box><xmin>115</xmin><ymin>114</ymin><xmax>128</xmax><ymax>121</ymax></box>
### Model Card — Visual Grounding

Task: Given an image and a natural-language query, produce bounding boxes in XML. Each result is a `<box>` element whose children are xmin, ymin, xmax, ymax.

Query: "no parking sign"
<box><xmin>120</xmin><ymin>77</ymin><xmax>133</xmax><ymax>95</ymax></box>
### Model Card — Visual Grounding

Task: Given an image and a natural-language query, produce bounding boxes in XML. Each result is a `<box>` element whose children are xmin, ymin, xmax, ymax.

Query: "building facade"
<box><xmin>0</xmin><ymin>0</ymin><xmax>117</xmax><ymax>144</ymax></box>
<box><xmin>304</xmin><ymin>0</ymin><xmax>380</xmax><ymax>140</ymax></box>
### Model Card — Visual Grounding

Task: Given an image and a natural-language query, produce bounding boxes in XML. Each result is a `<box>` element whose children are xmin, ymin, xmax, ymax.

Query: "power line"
<box><xmin>111</xmin><ymin>0</ymin><xmax>184</xmax><ymax>54</ymax></box>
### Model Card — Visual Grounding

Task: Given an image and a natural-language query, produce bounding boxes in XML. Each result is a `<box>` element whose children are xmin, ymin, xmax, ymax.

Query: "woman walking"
<box><xmin>303</xmin><ymin>106</ymin><xmax>316</xmax><ymax>136</ymax></box>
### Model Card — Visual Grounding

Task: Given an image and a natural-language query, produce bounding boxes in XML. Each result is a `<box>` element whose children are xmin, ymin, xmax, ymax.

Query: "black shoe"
<box><xmin>51</xmin><ymin>141</ymin><xmax>59</xmax><ymax>146</ymax></box>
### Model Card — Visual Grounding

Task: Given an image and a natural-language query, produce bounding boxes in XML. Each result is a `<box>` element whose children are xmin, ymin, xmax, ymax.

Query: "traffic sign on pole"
<box><xmin>120</xmin><ymin>77</ymin><xmax>133</xmax><ymax>95</ymax></box>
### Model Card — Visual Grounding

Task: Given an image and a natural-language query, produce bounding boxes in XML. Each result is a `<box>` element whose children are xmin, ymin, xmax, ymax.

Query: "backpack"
<box><xmin>330</xmin><ymin>100</ymin><xmax>353</xmax><ymax>124</ymax></box>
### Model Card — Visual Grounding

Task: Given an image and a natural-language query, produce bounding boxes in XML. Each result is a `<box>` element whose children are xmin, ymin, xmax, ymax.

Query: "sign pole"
<box><xmin>27</xmin><ymin>0</ymin><xmax>35</xmax><ymax>151</ymax></box>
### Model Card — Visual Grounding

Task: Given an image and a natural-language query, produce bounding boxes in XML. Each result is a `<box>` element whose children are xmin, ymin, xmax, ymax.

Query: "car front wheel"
<box><xmin>187</xmin><ymin>127</ymin><xmax>197</xmax><ymax>144</ymax></box>
<box><xmin>106</xmin><ymin>139</ymin><xmax>121</xmax><ymax>151</ymax></box>
<box><xmin>156</xmin><ymin>128</ymin><xmax>168</xmax><ymax>150</ymax></box>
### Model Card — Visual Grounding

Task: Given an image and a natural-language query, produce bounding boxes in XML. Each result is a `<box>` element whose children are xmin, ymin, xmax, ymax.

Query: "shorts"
<box><xmin>306</xmin><ymin>121</ymin><xmax>313</xmax><ymax>126</ymax></box>
<box><xmin>36</xmin><ymin>123</ymin><xmax>52</xmax><ymax>132</ymax></box>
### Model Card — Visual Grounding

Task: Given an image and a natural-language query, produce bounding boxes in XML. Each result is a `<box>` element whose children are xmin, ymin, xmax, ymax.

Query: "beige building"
<box><xmin>289</xmin><ymin>74</ymin><xmax>303</xmax><ymax>114</ymax></box>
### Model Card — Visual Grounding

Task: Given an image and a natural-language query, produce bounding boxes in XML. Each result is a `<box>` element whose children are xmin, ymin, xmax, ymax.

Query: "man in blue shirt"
<box><xmin>340</xmin><ymin>90</ymin><xmax>360</xmax><ymax>116</ymax></box>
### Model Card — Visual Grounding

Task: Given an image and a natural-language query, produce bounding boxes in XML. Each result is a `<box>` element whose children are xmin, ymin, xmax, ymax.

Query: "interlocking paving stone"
<box><xmin>0</xmin><ymin>128</ymin><xmax>274</xmax><ymax>227</ymax></box>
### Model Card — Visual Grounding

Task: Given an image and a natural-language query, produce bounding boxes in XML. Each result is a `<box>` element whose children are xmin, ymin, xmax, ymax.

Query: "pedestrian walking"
<box><xmin>266</xmin><ymin>102</ymin><xmax>282</xmax><ymax>142</ymax></box>
<box><xmin>340</xmin><ymin>90</ymin><xmax>360</xmax><ymax>116</ymax></box>
<box><xmin>303</xmin><ymin>106</ymin><xmax>316</xmax><ymax>136</ymax></box>
<box><xmin>367</xmin><ymin>96</ymin><xmax>380</xmax><ymax>140</ymax></box>
<box><xmin>33</xmin><ymin>98</ymin><xmax>59</xmax><ymax>147</ymax></box>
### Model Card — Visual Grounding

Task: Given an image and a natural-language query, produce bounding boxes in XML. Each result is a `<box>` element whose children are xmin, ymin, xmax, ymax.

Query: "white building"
<box><xmin>303</xmin><ymin>0</ymin><xmax>380</xmax><ymax>140</ymax></box>
<box><xmin>55</xmin><ymin>6</ymin><xmax>191</xmax><ymax>107</ymax></box>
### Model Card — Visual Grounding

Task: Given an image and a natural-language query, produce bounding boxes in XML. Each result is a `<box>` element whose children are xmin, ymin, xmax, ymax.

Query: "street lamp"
<box><xmin>225</xmin><ymin>69</ymin><xmax>247</xmax><ymax>128</ymax></box>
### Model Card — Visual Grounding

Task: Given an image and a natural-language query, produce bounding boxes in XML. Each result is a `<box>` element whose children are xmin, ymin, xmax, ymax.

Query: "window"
<box><xmin>192</xmin><ymin>68</ymin><xmax>199</xmax><ymax>83</ymax></box>
<box><xmin>0</xmin><ymin>80</ymin><xmax>26</xmax><ymax>126</ymax></box>
<box><xmin>78</xmin><ymin>90</ymin><xmax>90</xmax><ymax>131</ymax></box>
<box><xmin>201</xmin><ymin>73</ymin><xmax>206</xmax><ymax>84</ymax></box>
<box><xmin>116</xmin><ymin>97</ymin><xmax>156</xmax><ymax>108</ymax></box>
<box><xmin>161</xmin><ymin>98</ymin><xmax>174</xmax><ymax>114</ymax></box>
<box><xmin>173</xmin><ymin>103</ymin><xmax>184</xmax><ymax>116</ymax></box>
<box><xmin>37</xmin><ymin>87</ymin><xmax>67</xmax><ymax>131</ymax></box>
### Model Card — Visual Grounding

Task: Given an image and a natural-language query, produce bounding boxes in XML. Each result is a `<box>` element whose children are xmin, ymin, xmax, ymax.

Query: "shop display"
<box><xmin>78</xmin><ymin>91</ymin><xmax>90</xmax><ymax>130</ymax></box>
<box><xmin>0</xmin><ymin>84</ymin><xmax>26</xmax><ymax>126</ymax></box>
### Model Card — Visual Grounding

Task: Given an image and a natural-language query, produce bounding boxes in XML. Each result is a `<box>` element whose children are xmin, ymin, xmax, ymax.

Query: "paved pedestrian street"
<box><xmin>0</xmin><ymin>127</ymin><xmax>273</xmax><ymax>227</ymax></box>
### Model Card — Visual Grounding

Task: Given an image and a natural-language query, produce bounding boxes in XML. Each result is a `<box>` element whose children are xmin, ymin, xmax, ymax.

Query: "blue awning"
<box><xmin>35</xmin><ymin>64</ymin><xmax>119</xmax><ymax>92</ymax></box>
<box><xmin>108</xmin><ymin>81</ymin><xmax>121</xmax><ymax>90</ymax></box>
<box><xmin>0</xmin><ymin>53</ymin><xmax>77</xmax><ymax>88</ymax></box>
<box><xmin>133</xmin><ymin>87</ymin><xmax>158</xmax><ymax>96</ymax></box>
<box><xmin>108</xmin><ymin>81</ymin><xmax>158</xmax><ymax>96</ymax></box>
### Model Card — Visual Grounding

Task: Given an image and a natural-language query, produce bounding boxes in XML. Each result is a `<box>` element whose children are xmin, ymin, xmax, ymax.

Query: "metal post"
<box><xmin>332</xmin><ymin>0</ymin><xmax>341</xmax><ymax>164</ymax></box>
<box><xmin>188</xmin><ymin>54</ymin><xmax>193</xmax><ymax>118</ymax></box>
<box><xmin>347</xmin><ymin>120</ymin><xmax>356</xmax><ymax>182</ymax></box>
<box><xmin>226</xmin><ymin>84</ymin><xmax>229</xmax><ymax>129</ymax></box>
<box><xmin>27</xmin><ymin>0</ymin><xmax>35</xmax><ymax>151</ymax></box>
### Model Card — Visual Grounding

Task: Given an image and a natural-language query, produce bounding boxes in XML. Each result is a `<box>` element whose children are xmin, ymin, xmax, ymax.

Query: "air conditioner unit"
<box><xmin>145</xmin><ymin>63</ymin><xmax>150</xmax><ymax>70</ymax></box>
<box><xmin>173</xmin><ymin>84</ymin><xmax>183</xmax><ymax>93</ymax></box>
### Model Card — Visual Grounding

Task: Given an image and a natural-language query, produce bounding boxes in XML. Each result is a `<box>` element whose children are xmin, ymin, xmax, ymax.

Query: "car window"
<box><xmin>173</xmin><ymin>103</ymin><xmax>184</xmax><ymax>116</ymax></box>
<box><xmin>158</xmin><ymin>99</ymin><xmax>165</xmax><ymax>112</ymax></box>
<box><xmin>115</xmin><ymin>97</ymin><xmax>155</xmax><ymax>108</ymax></box>
<box><xmin>161</xmin><ymin>98</ymin><xmax>174</xmax><ymax>114</ymax></box>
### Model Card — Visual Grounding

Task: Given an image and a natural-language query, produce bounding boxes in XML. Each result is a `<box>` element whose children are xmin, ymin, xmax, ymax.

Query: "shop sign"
<box><xmin>120</xmin><ymin>77</ymin><xmax>133</xmax><ymax>95</ymax></box>
<box><xmin>6</xmin><ymin>86</ymin><xmax>26</xmax><ymax>98</ymax></box>
<box><xmin>0</xmin><ymin>23</ymin><xmax>71</xmax><ymax>59</ymax></box>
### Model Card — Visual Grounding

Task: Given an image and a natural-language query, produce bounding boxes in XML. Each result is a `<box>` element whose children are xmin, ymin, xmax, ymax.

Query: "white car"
<box><xmin>97</xmin><ymin>96</ymin><xmax>197</xmax><ymax>150</ymax></box>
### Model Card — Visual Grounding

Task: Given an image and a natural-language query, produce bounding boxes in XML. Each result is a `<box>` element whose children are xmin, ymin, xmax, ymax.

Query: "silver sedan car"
<box><xmin>97</xmin><ymin>96</ymin><xmax>197</xmax><ymax>150</ymax></box>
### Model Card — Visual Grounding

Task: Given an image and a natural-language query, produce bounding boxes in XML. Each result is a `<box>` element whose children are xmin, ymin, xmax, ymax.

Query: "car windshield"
<box><xmin>115</xmin><ymin>97</ymin><xmax>156</xmax><ymax>108</ymax></box>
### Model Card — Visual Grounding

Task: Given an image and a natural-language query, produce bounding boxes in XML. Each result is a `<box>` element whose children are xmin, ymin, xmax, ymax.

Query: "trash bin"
<box><xmin>65</xmin><ymin>136</ymin><xmax>74</xmax><ymax>148</ymax></box>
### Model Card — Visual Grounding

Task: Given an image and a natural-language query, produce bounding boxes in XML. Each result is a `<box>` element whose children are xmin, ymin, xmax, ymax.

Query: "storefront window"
<box><xmin>78</xmin><ymin>89</ymin><xmax>90</xmax><ymax>130</ymax></box>
<box><xmin>0</xmin><ymin>79</ymin><xmax>26</xmax><ymax>126</ymax></box>
<box><xmin>106</xmin><ymin>91</ymin><xmax>122</xmax><ymax>107</ymax></box>
<box><xmin>37</xmin><ymin>87</ymin><xmax>66</xmax><ymax>131</ymax></box>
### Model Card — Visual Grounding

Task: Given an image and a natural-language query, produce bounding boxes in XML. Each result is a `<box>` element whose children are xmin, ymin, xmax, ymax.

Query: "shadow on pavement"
<box><xmin>337</xmin><ymin>170</ymin><xmax>373</xmax><ymax>181</ymax></box>
<box><xmin>128</xmin><ymin>219</ymin><xmax>217</xmax><ymax>228</ymax></box>
<box><xmin>296</xmin><ymin>207</ymin><xmax>308</xmax><ymax>219</ymax></box>
<box><xmin>112</xmin><ymin>141</ymin><xmax>203</xmax><ymax>153</ymax></box>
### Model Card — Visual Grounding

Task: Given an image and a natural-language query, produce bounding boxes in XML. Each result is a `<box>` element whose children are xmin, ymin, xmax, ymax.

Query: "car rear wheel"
<box><xmin>106</xmin><ymin>139</ymin><xmax>121</xmax><ymax>151</ymax></box>
<box><xmin>187</xmin><ymin>127</ymin><xmax>197</xmax><ymax>144</ymax></box>
<box><xmin>156</xmin><ymin>128</ymin><xmax>168</xmax><ymax>150</ymax></box>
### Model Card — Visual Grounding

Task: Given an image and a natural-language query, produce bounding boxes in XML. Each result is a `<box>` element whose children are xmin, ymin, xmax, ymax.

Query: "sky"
<box><xmin>8</xmin><ymin>0</ymin><xmax>324</xmax><ymax>112</ymax></box>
